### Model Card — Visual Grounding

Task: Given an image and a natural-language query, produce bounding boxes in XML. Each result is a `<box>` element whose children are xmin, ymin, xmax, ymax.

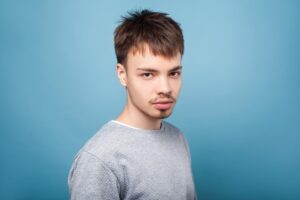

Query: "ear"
<box><xmin>116</xmin><ymin>63</ymin><xmax>127</xmax><ymax>87</ymax></box>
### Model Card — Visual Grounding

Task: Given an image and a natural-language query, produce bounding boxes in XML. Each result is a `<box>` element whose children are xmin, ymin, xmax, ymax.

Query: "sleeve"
<box><xmin>68</xmin><ymin>150</ymin><xmax>120</xmax><ymax>200</ymax></box>
<box><xmin>180</xmin><ymin>134</ymin><xmax>198</xmax><ymax>200</ymax></box>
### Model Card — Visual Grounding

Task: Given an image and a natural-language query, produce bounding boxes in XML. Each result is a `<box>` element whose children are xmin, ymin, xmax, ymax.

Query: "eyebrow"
<box><xmin>136</xmin><ymin>65</ymin><xmax>182</xmax><ymax>72</ymax></box>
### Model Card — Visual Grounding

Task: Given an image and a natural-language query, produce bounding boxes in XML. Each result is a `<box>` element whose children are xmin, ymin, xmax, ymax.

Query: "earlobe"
<box><xmin>116</xmin><ymin>63</ymin><xmax>127</xmax><ymax>87</ymax></box>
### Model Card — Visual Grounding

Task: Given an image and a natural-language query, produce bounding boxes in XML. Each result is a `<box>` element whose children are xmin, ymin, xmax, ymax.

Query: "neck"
<box><xmin>116</xmin><ymin>104</ymin><xmax>162</xmax><ymax>130</ymax></box>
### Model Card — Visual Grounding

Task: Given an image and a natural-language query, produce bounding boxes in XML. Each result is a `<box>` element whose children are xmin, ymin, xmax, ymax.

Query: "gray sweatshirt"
<box><xmin>68</xmin><ymin>120</ymin><xmax>197</xmax><ymax>200</ymax></box>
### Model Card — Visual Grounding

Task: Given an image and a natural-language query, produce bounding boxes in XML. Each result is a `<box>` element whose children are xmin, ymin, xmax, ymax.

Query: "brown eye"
<box><xmin>142</xmin><ymin>73</ymin><xmax>153</xmax><ymax>79</ymax></box>
<box><xmin>170</xmin><ymin>71</ymin><xmax>181</xmax><ymax>78</ymax></box>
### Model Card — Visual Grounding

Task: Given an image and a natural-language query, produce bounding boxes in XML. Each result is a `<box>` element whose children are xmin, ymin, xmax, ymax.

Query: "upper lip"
<box><xmin>153</xmin><ymin>100</ymin><xmax>174</xmax><ymax>104</ymax></box>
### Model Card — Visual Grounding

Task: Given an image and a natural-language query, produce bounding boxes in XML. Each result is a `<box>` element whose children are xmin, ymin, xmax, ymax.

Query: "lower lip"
<box><xmin>153</xmin><ymin>103</ymin><xmax>173</xmax><ymax>110</ymax></box>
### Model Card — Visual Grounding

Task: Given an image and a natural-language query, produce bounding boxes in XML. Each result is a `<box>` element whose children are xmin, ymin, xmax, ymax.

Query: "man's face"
<box><xmin>121</xmin><ymin>46</ymin><xmax>182</xmax><ymax>120</ymax></box>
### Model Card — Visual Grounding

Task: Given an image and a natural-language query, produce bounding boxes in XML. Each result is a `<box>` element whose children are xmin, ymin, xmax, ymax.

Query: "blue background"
<box><xmin>1</xmin><ymin>0</ymin><xmax>299</xmax><ymax>199</ymax></box>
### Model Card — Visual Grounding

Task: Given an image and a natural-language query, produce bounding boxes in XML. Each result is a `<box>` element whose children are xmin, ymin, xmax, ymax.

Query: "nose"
<box><xmin>157</xmin><ymin>76</ymin><xmax>171</xmax><ymax>96</ymax></box>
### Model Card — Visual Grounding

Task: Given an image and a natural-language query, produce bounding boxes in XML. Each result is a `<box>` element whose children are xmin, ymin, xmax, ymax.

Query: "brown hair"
<box><xmin>114</xmin><ymin>9</ymin><xmax>184</xmax><ymax>65</ymax></box>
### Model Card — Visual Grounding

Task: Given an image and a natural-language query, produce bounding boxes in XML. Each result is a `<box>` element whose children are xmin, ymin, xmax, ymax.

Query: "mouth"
<box><xmin>152</xmin><ymin>101</ymin><xmax>174</xmax><ymax>110</ymax></box>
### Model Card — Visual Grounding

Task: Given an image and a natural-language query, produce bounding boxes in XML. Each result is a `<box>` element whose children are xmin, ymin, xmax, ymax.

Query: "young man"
<box><xmin>68</xmin><ymin>9</ymin><xmax>197</xmax><ymax>200</ymax></box>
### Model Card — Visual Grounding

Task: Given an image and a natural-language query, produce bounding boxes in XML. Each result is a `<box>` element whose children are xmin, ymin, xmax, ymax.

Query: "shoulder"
<box><xmin>163</xmin><ymin>121</ymin><xmax>189</xmax><ymax>142</ymax></box>
<box><xmin>163</xmin><ymin>121</ymin><xmax>190</xmax><ymax>147</ymax></box>
<box><xmin>76</xmin><ymin>121</ymin><xmax>127</xmax><ymax>164</ymax></box>
<box><xmin>163</xmin><ymin>121</ymin><xmax>183</xmax><ymax>135</ymax></box>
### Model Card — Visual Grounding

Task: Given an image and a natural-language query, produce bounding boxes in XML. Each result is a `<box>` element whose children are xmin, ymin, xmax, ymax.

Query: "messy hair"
<box><xmin>114</xmin><ymin>9</ymin><xmax>184</xmax><ymax>65</ymax></box>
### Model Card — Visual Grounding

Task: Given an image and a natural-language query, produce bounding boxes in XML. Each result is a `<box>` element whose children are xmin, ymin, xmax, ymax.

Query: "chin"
<box><xmin>151</xmin><ymin>110</ymin><xmax>173</xmax><ymax>119</ymax></box>
<box><xmin>159</xmin><ymin>115</ymin><xmax>171</xmax><ymax>119</ymax></box>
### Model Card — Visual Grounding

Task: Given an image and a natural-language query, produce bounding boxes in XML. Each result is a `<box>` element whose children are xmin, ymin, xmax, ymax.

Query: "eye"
<box><xmin>141</xmin><ymin>73</ymin><xmax>153</xmax><ymax>79</ymax></box>
<box><xmin>170</xmin><ymin>71</ymin><xmax>181</xmax><ymax>78</ymax></box>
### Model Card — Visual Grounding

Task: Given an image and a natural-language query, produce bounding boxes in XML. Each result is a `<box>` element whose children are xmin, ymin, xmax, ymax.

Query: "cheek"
<box><xmin>134</xmin><ymin>77</ymin><xmax>154</xmax><ymax>91</ymax></box>
<box><xmin>172</xmin><ymin>80</ymin><xmax>182</xmax><ymax>94</ymax></box>
<box><xmin>129</xmin><ymin>80</ymin><xmax>153</xmax><ymax>100</ymax></box>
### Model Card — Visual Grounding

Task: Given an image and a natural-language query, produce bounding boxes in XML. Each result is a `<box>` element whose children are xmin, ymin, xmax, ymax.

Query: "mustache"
<box><xmin>150</xmin><ymin>94</ymin><xmax>176</xmax><ymax>104</ymax></box>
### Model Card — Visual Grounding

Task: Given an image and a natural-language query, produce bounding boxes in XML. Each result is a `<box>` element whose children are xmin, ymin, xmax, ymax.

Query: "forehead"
<box><xmin>126</xmin><ymin>46</ymin><xmax>182</xmax><ymax>71</ymax></box>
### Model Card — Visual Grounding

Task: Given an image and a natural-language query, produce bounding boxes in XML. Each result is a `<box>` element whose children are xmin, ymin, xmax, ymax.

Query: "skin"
<box><xmin>116</xmin><ymin>45</ymin><xmax>182</xmax><ymax>130</ymax></box>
